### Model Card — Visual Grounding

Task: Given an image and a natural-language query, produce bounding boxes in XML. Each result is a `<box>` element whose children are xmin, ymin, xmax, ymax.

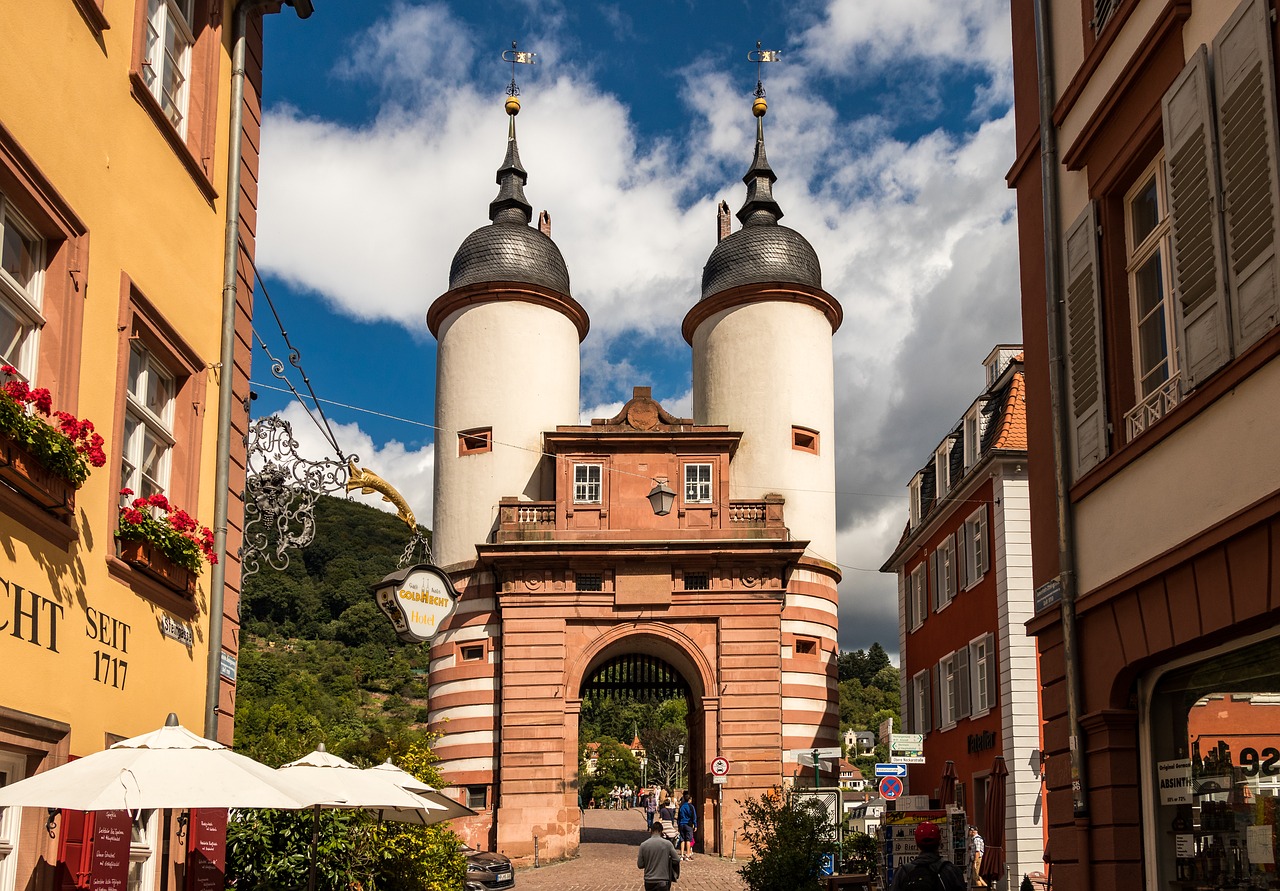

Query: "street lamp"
<box><xmin>677</xmin><ymin>744</ymin><xmax>685</xmax><ymax>788</ymax></box>
<box><xmin>648</xmin><ymin>478</ymin><xmax>676</xmax><ymax>516</ymax></box>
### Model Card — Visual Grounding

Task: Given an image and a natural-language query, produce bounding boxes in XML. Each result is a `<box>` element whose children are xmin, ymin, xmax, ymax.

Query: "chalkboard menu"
<box><xmin>185</xmin><ymin>809</ymin><xmax>228</xmax><ymax>891</ymax></box>
<box><xmin>89</xmin><ymin>810</ymin><xmax>131</xmax><ymax>891</ymax></box>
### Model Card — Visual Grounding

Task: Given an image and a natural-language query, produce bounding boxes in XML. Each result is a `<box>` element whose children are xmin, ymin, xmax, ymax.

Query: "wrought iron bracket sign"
<box><xmin>371</xmin><ymin>564</ymin><xmax>459</xmax><ymax>643</ymax></box>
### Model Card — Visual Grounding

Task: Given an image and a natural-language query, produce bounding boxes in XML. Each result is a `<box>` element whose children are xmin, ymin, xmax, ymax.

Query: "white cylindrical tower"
<box><xmin>428</xmin><ymin>99</ymin><xmax>587</xmax><ymax>569</ymax></box>
<box><xmin>684</xmin><ymin>98</ymin><xmax>842</xmax><ymax>562</ymax></box>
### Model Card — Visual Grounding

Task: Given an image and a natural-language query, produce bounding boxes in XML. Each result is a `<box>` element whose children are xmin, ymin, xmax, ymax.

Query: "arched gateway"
<box><xmin>425</xmin><ymin>93</ymin><xmax>842</xmax><ymax>864</ymax></box>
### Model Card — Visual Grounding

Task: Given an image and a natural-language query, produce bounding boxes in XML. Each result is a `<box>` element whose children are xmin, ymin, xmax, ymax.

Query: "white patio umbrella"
<box><xmin>0</xmin><ymin>714</ymin><xmax>319</xmax><ymax>811</ymax></box>
<box><xmin>363</xmin><ymin>760</ymin><xmax>477</xmax><ymax>822</ymax></box>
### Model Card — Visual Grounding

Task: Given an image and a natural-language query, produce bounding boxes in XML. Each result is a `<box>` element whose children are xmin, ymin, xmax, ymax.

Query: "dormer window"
<box><xmin>963</xmin><ymin>404</ymin><xmax>983</xmax><ymax>469</ymax></box>
<box><xmin>934</xmin><ymin>440</ymin><xmax>952</xmax><ymax>498</ymax></box>
<box><xmin>908</xmin><ymin>473</ymin><xmax>923</xmax><ymax>527</ymax></box>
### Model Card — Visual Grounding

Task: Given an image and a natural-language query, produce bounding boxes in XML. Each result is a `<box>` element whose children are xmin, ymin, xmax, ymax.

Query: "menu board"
<box><xmin>185</xmin><ymin>809</ymin><xmax>228</xmax><ymax>891</ymax></box>
<box><xmin>89</xmin><ymin>810</ymin><xmax>131</xmax><ymax>891</ymax></box>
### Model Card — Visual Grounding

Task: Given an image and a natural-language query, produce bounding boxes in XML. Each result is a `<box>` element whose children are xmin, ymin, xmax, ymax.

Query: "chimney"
<box><xmin>717</xmin><ymin>200</ymin><xmax>731</xmax><ymax>242</ymax></box>
<box><xmin>538</xmin><ymin>210</ymin><xmax>552</xmax><ymax>236</ymax></box>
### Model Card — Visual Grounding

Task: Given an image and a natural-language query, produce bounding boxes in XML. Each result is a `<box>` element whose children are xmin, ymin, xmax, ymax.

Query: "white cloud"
<box><xmin>256</xmin><ymin>1</ymin><xmax>1020</xmax><ymax>652</ymax></box>
<box><xmin>272</xmin><ymin>402</ymin><xmax>435</xmax><ymax>529</ymax></box>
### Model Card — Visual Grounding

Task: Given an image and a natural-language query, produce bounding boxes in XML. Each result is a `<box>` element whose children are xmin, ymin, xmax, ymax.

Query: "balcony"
<box><xmin>493</xmin><ymin>495</ymin><xmax>787</xmax><ymax>543</ymax></box>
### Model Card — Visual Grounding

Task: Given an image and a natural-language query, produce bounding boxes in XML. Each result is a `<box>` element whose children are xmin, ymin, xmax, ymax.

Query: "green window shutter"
<box><xmin>1062</xmin><ymin>203</ymin><xmax>1108</xmax><ymax>478</ymax></box>
<box><xmin>1214</xmin><ymin>0</ymin><xmax>1280</xmax><ymax>350</ymax></box>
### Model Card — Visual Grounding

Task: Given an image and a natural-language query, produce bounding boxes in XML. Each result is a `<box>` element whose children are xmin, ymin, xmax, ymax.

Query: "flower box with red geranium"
<box><xmin>116</xmin><ymin>491</ymin><xmax>216</xmax><ymax>595</ymax></box>
<box><xmin>0</xmin><ymin>365</ymin><xmax>106</xmax><ymax>515</ymax></box>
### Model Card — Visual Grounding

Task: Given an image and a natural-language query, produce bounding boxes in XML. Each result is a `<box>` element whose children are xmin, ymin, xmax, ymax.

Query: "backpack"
<box><xmin>898</xmin><ymin>859</ymin><xmax>944</xmax><ymax>891</ymax></box>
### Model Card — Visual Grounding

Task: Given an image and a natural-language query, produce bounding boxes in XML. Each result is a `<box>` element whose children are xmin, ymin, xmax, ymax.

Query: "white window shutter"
<box><xmin>1214</xmin><ymin>0</ymin><xmax>1280</xmax><ymax>350</ymax></box>
<box><xmin>957</xmin><ymin>645</ymin><xmax>971</xmax><ymax>719</ymax></box>
<box><xmin>1165</xmin><ymin>45</ymin><xmax>1233</xmax><ymax>389</ymax></box>
<box><xmin>1062</xmin><ymin>203</ymin><xmax>1109</xmax><ymax>478</ymax></box>
<box><xmin>946</xmin><ymin>540</ymin><xmax>957</xmax><ymax>600</ymax></box>
<box><xmin>977</xmin><ymin>509</ymin><xmax>990</xmax><ymax>575</ymax></box>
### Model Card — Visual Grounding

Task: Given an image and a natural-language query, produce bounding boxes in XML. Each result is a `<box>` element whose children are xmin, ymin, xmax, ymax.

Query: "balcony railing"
<box><xmin>1126</xmin><ymin>372</ymin><xmax>1182</xmax><ymax>441</ymax></box>
<box><xmin>494</xmin><ymin>495</ymin><xmax>785</xmax><ymax>542</ymax></box>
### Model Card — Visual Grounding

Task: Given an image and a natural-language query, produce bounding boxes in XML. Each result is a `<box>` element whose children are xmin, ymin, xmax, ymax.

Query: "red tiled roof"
<box><xmin>991</xmin><ymin>370</ymin><xmax>1027</xmax><ymax>451</ymax></box>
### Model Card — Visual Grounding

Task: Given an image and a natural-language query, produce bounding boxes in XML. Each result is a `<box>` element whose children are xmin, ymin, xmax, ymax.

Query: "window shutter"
<box><xmin>985</xmin><ymin>634</ymin><xmax>997</xmax><ymax>708</ymax></box>
<box><xmin>957</xmin><ymin>645</ymin><xmax>972</xmax><ymax>719</ymax></box>
<box><xmin>977</xmin><ymin>509</ymin><xmax>990</xmax><ymax>575</ymax></box>
<box><xmin>56</xmin><ymin>810</ymin><xmax>94</xmax><ymax>890</ymax></box>
<box><xmin>946</xmin><ymin>540</ymin><xmax>957</xmax><ymax>601</ymax></box>
<box><xmin>1214</xmin><ymin>0</ymin><xmax>1280</xmax><ymax>350</ymax></box>
<box><xmin>904</xmin><ymin>571</ymin><xmax>915</xmax><ymax>630</ymax></box>
<box><xmin>929</xmin><ymin>551</ymin><xmax>940</xmax><ymax>612</ymax></box>
<box><xmin>929</xmin><ymin>663</ymin><xmax>941</xmax><ymax>731</ymax></box>
<box><xmin>957</xmin><ymin>526</ymin><xmax>969</xmax><ymax>589</ymax></box>
<box><xmin>1165</xmin><ymin>45</ymin><xmax>1233</xmax><ymax>390</ymax></box>
<box><xmin>1062</xmin><ymin>203</ymin><xmax>1108</xmax><ymax>477</ymax></box>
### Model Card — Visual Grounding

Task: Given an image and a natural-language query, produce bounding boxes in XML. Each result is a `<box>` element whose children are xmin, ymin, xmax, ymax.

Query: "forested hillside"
<box><xmin>234</xmin><ymin>493</ymin><xmax>433</xmax><ymax>763</ymax></box>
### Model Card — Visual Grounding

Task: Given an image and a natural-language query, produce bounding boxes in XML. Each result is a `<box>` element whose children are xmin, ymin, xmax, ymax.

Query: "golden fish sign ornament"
<box><xmin>372</xmin><ymin>564</ymin><xmax>460</xmax><ymax>644</ymax></box>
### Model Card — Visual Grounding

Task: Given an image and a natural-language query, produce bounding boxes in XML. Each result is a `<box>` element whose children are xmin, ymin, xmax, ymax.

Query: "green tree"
<box><xmin>738</xmin><ymin>789</ymin><xmax>836</xmax><ymax>891</ymax></box>
<box><xmin>581</xmin><ymin>737</ymin><xmax>641</xmax><ymax>803</ymax></box>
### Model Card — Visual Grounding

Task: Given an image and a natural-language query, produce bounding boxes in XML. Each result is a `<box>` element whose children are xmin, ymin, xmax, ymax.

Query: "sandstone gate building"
<box><xmin>425</xmin><ymin>95</ymin><xmax>843</xmax><ymax>861</ymax></box>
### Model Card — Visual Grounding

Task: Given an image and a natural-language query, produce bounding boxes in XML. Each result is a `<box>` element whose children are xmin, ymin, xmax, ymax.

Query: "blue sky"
<box><xmin>252</xmin><ymin>0</ymin><xmax>1019</xmax><ymax>658</ymax></box>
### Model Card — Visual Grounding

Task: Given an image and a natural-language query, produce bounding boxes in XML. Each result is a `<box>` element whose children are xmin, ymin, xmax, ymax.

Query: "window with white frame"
<box><xmin>960</xmin><ymin>507</ymin><xmax>989</xmax><ymax>589</ymax></box>
<box><xmin>908</xmin><ymin>473</ymin><xmax>923</xmax><ymax>527</ymax></box>
<box><xmin>122</xmin><ymin>343</ymin><xmax>175</xmax><ymax>501</ymax></box>
<box><xmin>934</xmin><ymin>440</ymin><xmax>952</xmax><ymax>498</ymax></box>
<box><xmin>907</xmin><ymin>564</ymin><xmax>927</xmax><ymax>631</ymax></box>
<box><xmin>0</xmin><ymin>193</ymin><xmax>44</xmax><ymax>380</ymax></box>
<box><xmin>931</xmin><ymin>537</ymin><xmax>957</xmax><ymax>610</ymax></box>
<box><xmin>572</xmin><ymin>463</ymin><xmax>602</xmax><ymax>504</ymax></box>
<box><xmin>963</xmin><ymin>404</ymin><xmax>982</xmax><ymax>469</ymax></box>
<box><xmin>969</xmin><ymin>633</ymin><xmax>994</xmax><ymax>715</ymax></box>
<box><xmin>910</xmin><ymin>669</ymin><xmax>930</xmax><ymax>734</ymax></box>
<box><xmin>684</xmin><ymin>463</ymin><xmax>712</xmax><ymax>503</ymax></box>
<box><xmin>0</xmin><ymin>749</ymin><xmax>26</xmax><ymax>891</ymax></box>
<box><xmin>127</xmin><ymin>810</ymin><xmax>157</xmax><ymax>891</ymax></box>
<box><xmin>1126</xmin><ymin>155</ymin><xmax>1178</xmax><ymax>403</ymax></box>
<box><xmin>939</xmin><ymin>648</ymin><xmax>972</xmax><ymax>728</ymax></box>
<box><xmin>143</xmin><ymin>0</ymin><xmax>195</xmax><ymax>134</ymax></box>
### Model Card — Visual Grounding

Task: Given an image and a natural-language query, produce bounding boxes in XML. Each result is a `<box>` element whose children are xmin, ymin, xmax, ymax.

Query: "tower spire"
<box><xmin>491</xmin><ymin>42</ymin><xmax>537</xmax><ymax>225</ymax></box>
<box><xmin>739</xmin><ymin>43</ymin><xmax>783</xmax><ymax>227</ymax></box>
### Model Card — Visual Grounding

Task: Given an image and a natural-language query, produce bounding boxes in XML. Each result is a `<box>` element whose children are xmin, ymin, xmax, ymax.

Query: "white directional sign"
<box><xmin>875</xmin><ymin>763</ymin><xmax>908</xmax><ymax>777</ymax></box>
<box><xmin>711</xmin><ymin>757</ymin><xmax>730</xmax><ymax>777</ymax></box>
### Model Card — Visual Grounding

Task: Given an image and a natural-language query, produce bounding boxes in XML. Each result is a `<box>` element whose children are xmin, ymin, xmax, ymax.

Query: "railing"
<box><xmin>514</xmin><ymin>503</ymin><xmax>555</xmax><ymax>525</ymax></box>
<box><xmin>494</xmin><ymin>494</ymin><xmax>785</xmax><ymax>541</ymax></box>
<box><xmin>1126</xmin><ymin>372</ymin><xmax>1182</xmax><ymax>441</ymax></box>
<box><xmin>728</xmin><ymin>501</ymin><xmax>766</xmax><ymax>524</ymax></box>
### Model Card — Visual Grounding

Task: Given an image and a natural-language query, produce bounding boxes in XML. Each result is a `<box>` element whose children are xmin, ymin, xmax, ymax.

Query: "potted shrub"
<box><xmin>116</xmin><ymin>491</ymin><xmax>217</xmax><ymax>596</ymax></box>
<box><xmin>0</xmin><ymin>365</ymin><xmax>106</xmax><ymax>514</ymax></box>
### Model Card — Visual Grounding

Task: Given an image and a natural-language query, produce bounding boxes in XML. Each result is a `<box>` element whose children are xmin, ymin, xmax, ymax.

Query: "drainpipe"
<box><xmin>1031</xmin><ymin>0</ymin><xmax>1090</xmax><ymax>822</ymax></box>
<box><xmin>205</xmin><ymin>0</ymin><xmax>313</xmax><ymax>741</ymax></box>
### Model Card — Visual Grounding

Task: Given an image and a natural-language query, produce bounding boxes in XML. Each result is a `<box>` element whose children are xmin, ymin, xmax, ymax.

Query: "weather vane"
<box><xmin>502</xmin><ymin>40</ymin><xmax>537</xmax><ymax>98</ymax></box>
<box><xmin>747</xmin><ymin>41</ymin><xmax>781</xmax><ymax>99</ymax></box>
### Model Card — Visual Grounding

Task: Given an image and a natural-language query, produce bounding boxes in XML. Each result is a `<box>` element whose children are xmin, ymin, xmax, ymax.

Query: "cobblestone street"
<box><xmin>514</xmin><ymin>808</ymin><xmax>748</xmax><ymax>891</ymax></box>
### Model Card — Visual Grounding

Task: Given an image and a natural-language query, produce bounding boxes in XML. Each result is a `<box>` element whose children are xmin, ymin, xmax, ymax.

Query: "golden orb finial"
<box><xmin>752</xmin><ymin>96</ymin><xmax>767</xmax><ymax>117</ymax></box>
<box><xmin>505</xmin><ymin>95</ymin><xmax>521</xmax><ymax>116</ymax></box>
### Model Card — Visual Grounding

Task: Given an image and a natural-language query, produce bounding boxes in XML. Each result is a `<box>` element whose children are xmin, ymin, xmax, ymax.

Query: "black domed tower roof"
<box><xmin>448</xmin><ymin>105</ymin><xmax>571</xmax><ymax>295</ymax></box>
<box><xmin>701</xmin><ymin>104</ymin><xmax>820</xmax><ymax>301</ymax></box>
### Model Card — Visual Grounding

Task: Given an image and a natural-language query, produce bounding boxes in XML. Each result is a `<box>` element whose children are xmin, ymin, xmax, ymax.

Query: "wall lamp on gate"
<box><xmin>648</xmin><ymin>478</ymin><xmax>676</xmax><ymax>516</ymax></box>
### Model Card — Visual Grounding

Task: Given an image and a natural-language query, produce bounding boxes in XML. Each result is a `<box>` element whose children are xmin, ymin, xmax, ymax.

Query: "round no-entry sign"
<box><xmin>711</xmin><ymin>757</ymin><xmax>730</xmax><ymax>777</ymax></box>
<box><xmin>879</xmin><ymin>776</ymin><xmax>903</xmax><ymax>800</ymax></box>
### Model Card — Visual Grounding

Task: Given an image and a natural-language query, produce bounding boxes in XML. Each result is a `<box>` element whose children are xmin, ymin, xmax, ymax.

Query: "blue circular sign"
<box><xmin>879</xmin><ymin>776</ymin><xmax>903</xmax><ymax>799</ymax></box>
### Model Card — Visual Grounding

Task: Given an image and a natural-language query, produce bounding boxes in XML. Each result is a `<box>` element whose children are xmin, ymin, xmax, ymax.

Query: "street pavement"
<box><xmin>514</xmin><ymin>807</ymin><xmax>749</xmax><ymax>891</ymax></box>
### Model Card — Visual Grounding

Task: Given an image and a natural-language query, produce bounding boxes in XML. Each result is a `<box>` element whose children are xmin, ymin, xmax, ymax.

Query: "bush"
<box><xmin>738</xmin><ymin>788</ymin><xmax>836</xmax><ymax>891</ymax></box>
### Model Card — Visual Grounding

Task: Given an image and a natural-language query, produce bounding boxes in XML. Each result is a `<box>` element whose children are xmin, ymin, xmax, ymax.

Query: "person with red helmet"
<box><xmin>891</xmin><ymin>821</ymin><xmax>967</xmax><ymax>890</ymax></box>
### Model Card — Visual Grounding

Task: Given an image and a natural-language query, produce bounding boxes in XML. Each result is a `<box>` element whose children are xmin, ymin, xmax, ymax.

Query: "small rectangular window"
<box><xmin>457</xmin><ymin>427</ymin><xmax>492</xmax><ymax>456</ymax></box>
<box><xmin>684</xmin><ymin>463</ymin><xmax>712</xmax><ymax>503</ymax></box>
<box><xmin>466</xmin><ymin>785</ymin><xmax>488</xmax><ymax>810</ymax></box>
<box><xmin>460</xmin><ymin>644</ymin><xmax>485</xmax><ymax>662</ymax></box>
<box><xmin>684</xmin><ymin>572</ymin><xmax>709</xmax><ymax>591</ymax></box>
<box><xmin>795</xmin><ymin>637</ymin><xmax>818</xmax><ymax>656</ymax></box>
<box><xmin>575</xmin><ymin>572</ymin><xmax>602</xmax><ymax>592</ymax></box>
<box><xmin>573</xmin><ymin>464</ymin><xmax>602</xmax><ymax>503</ymax></box>
<box><xmin>791</xmin><ymin>426</ymin><xmax>819</xmax><ymax>454</ymax></box>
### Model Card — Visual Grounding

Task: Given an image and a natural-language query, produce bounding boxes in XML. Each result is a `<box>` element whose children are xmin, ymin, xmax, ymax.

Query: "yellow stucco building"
<box><xmin>0</xmin><ymin>2</ymin><xmax>306</xmax><ymax>888</ymax></box>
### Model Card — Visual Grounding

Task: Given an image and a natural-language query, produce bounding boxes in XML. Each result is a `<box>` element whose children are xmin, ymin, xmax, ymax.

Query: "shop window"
<box><xmin>573</xmin><ymin>463</ymin><xmax>601</xmax><ymax>504</ymax></box>
<box><xmin>459</xmin><ymin>643</ymin><xmax>485</xmax><ymax>662</ymax></box>
<box><xmin>466</xmin><ymin>785</ymin><xmax>488</xmax><ymax>810</ymax></box>
<box><xmin>574</xmin><ymin>572</ymin><xmax>602</xmax><ymax>592</ymax></box>
<box><xmin>683</xmin><ymin>463</ymin><xmax>712</xmax><ymax>503</ymax></box>
<box><xmin>792</xmin><ymin>426</ymin><xmax>819</xmax><ymax>454</ymax></box>
<box><xmin>684</xmin><ymin>572</ymin><xmax>709</xmax><ymax>591</ymax></box>
<box><xmin>1147</xmin><ymin>635</ymin><xmax>1280</xmax><ymax>887</ymax></box>
<box><xmin>457</xmin><ymin>427</ymin><xmax>491</xmax><ymax>456</ymax></box>
<box><xmin>0</xmin><ymin>748</ymin><xmax>26</xmax><ymax>891</ymax></box>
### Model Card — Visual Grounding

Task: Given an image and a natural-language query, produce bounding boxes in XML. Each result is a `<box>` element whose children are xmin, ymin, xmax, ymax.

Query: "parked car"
<box><xmin>463</xmin><ymin>845</ymin><xmax>515</xmax><ymax>891</ymax></box>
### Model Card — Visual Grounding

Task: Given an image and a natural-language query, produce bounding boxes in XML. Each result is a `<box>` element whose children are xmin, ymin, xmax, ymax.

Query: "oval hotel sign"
<box><xmin>372</xmin><ymin>564</ymin><xmax>459</xmax><ymax>643</ymax></box>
